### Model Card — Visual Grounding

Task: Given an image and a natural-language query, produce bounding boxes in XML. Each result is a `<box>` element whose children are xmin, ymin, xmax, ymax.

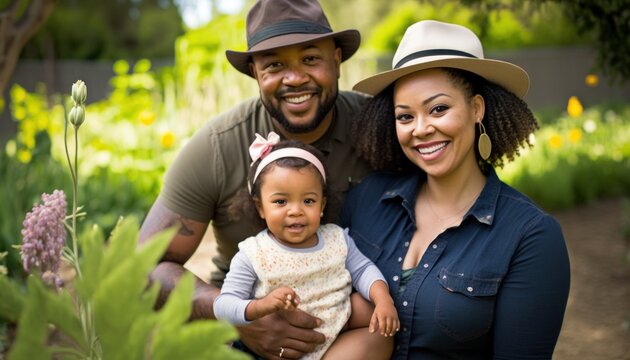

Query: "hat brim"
<box><xmin>353</xmin><ymin>56</ymin><xmax>530</xmax><ymax>99</ymax></box>
<box><xmin>226</xmin><ymin>29</ymin><xmax>360</xmax><ymax>77</ymax></box>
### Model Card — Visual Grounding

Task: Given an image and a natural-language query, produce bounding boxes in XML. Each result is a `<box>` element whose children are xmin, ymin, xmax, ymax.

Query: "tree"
<box><xmin>459</xmin><ymin>0</ymin><xmax>630</xmax><ymax>84</ymax></box>
<box><xmin>0</xmin><ymin>0</ymin><xmax>55</xmax><ymax>95</ymax></box>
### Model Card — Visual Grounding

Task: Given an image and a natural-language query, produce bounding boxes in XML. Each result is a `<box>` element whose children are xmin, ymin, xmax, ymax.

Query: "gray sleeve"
<box><xmin>213</xmin><ymin>251</ymin><xmax>257</xmax><ymax>325</ymax></box>
<box><xmin>344</xmin><ymin>228</ymin><xmax>387</xmax><ymax>301</ymax></box>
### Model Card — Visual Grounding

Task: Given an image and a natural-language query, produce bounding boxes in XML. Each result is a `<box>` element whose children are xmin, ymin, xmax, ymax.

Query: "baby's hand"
<box><xmin>267</xmin><ymin>286</ymin><xmax>300</xmax><ymax>311</ymax></box>
<box><xmin>369</xmin><ymin>301</ymin><xmax>400</xmax><ymax>337</ymax></box>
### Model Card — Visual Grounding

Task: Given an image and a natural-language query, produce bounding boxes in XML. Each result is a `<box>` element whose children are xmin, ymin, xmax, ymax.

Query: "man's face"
<box><xmin>249</xmin><ymin>38</ymin><xmax>342</xmax><ymax>133</ymax></box>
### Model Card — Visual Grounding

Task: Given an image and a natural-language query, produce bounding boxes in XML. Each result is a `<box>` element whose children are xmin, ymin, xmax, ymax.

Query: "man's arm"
<box><xmin>139</xmin><ymin>198</ymin><xmax>219</xmax><ymax>319</ymax></box>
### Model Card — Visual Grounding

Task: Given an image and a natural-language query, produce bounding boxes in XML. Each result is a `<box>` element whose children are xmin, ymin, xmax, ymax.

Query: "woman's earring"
<box><xmin>478</xmin><ymin>121</ymin><xmax>492</xmax><ymax>161</ymax></box>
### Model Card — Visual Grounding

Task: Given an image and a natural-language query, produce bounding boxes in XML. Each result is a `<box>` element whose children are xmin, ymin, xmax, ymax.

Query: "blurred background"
<box><xmin>0</xmin><ymin>0</ymin><xmax>628</xmax><ymax>358</ymax></box>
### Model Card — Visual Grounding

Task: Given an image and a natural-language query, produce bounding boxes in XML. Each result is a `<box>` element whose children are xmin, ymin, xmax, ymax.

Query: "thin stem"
<box><xmin>72</xmin><ymin>126</ymin><xmax>81</xmax><ymax>279</ymax></box>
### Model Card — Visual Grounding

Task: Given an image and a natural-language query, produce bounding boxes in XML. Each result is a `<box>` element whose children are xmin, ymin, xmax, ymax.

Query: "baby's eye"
<box><xmin>273</xmin><ymin>199</ymin><xmax>287</xmax><ymax>205</ymax></box>
<box><xmin>304</xmin><ymin>199</ymin><xmax>316</xmax><ymax>205</ymax></box>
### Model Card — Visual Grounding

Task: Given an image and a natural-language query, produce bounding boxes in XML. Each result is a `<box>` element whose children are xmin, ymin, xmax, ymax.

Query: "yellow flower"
<box><xmin>567</xmin><ymin>96</ymin><xmax>583</xmax><ymax>118</ymax></box>
<box><xmin>17</xmin><ymin>149</ymin><xmax>32</xmax><ymax>163</ymax></box>
<box><xmin>160</xmin><ymin>131</ymin><xmax>175</xmax><ymax>148</ymax></box>
<box><xmin>567</xmin><ymin>128</ymin><xmax>582</xmax><ymax>144</ymax></box>
<box><xmin>138</xmin><ymin>110</ymin><xmax>156</xmax><ymax>126</ymax></box>
<box><xmin>585</xmin><ymin>74</ymin><xmax>598</xmax><ymax>87</ymax></box>
<box><xmin>548</xmin><ymin>134</ymin><xmax>563</xmax><ymax>149</ymax></box>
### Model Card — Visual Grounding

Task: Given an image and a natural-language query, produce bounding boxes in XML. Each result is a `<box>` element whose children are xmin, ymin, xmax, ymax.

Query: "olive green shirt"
<box><xmin>159</xmin><ymin>91</ymin><xmax>371</xmax><ymax>287</ymax></box>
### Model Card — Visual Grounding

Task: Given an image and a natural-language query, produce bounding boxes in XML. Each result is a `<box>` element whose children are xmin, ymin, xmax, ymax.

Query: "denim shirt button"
<box><xmin>404</xmin><ymin>241</ymin><xmax>410</xmax><ymax>247</ymax></box>
<box><xmin>423</xmin><ymin>263</ymin><xmax>429</xmax><ymax>268</ymax></box>
<box><xmin>467</xmin><ymin>286</ymin><xmax>474</xmax><ymax>293</ymax></box>
<box><xmin>393</xmin><ymin>275</ymin><xmax>399</xmax><ymax>282</ymax></box>
<box><xmin>402</xmin><ymin>300</ymin><xmax>408</xmax><ymax>306</ymax></box>
<box><xmin>432</xmin><ymin>244</ymin><xmax>438</xmax><ymax>249</ymax></box>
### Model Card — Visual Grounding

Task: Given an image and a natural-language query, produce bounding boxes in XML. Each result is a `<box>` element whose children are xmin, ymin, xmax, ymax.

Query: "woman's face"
<box><xmin>393</xmin><ymin>68</ymin><xmax>484</xmax><ymax>180</ymax></box>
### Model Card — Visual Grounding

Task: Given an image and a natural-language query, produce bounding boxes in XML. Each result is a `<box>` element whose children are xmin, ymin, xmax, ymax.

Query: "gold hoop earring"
<box><xmin>478</xmin><ymin>121</ymin><xmax>492</xmax><ymax>161</ymax></box>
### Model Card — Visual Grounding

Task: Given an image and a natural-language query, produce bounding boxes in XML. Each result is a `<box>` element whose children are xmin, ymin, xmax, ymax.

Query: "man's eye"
<box><xmin>303</xmin><ymin>56</ymin><xmax>319</xmax><ymax>64</ymax></box>
<box><xmin>265</xmin><ymin>62</ymin><xmax>283</xmax><ymax>71</ymax></box>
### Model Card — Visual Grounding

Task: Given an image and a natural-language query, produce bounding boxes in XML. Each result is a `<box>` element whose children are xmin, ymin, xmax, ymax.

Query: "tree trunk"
<box><xmin>0</xmin><ymin>0</ymin><xmax>55</xmax><ymax>96</ymax></box>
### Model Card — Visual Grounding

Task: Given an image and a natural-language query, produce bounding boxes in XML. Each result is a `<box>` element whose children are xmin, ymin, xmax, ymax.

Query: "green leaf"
<box><xmin>43</xmin><ymin>288</ymin><xmax>86</xmax><ymax>351</ymax></box>
<box><xmin>150</xmin><ymin>272</ymin><xmax>246</xmax><ymax>359</ymax></box>
<box><xmin>152</xmin><ymin>320</ymin><xmax>248</xmax><ymax>360</ymax></box>
<box><xmin>7</xmin><ymin>277</ymin><xmax>51</xmax><ymax>360</ymax></box>
<box><xmin>0</xmin><ymin>275</ymin><xmax>25</xmax><ymax>322</ymax></box>
<box><xmin>74</xmin><ymin>224</ymin><xmax>105</xmax><ymax>300</ymax></box>
<box><xmin>91</xmin><ymin>218</ymin><xmax>174</xmax><ymax>359</ymax></box>
<box><xmin>99</xmin><ymin>216</ymin><xmax>138</xmax><ymax>277</ymax></box>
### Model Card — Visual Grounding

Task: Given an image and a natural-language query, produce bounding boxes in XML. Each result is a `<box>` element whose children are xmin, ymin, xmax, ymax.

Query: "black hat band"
<box><xmin>248</xmin><ymin>20</ymin><xmax>332</xmax><ymax>49</ymax></box>
<box><xmin>395</xmin><ymin>49</ymin><xmax>477</xmax><ymax>69</ymax></box>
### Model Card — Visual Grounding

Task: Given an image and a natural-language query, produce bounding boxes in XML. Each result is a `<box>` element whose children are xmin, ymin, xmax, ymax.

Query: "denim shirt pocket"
<box><xmin>435</xmin><ymin>268</ymin><xmax>501</xmax><ymax>342</ymax></box>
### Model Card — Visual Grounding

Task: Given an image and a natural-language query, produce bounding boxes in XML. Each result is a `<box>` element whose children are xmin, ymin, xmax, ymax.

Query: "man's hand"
<box><xmin>238</xmin><ymin>309</ymin><xmax>325</xmax><ymax>359</ymax></box>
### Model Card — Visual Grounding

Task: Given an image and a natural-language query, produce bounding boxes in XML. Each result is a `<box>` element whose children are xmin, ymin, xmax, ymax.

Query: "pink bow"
<box><xmin>249</xmin><ymin>132</ymin><xmax>280</xmax><ymax>164</ymax></box>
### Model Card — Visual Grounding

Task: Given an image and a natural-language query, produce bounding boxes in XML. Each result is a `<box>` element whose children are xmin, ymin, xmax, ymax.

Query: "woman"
<box><xmin>340</xmin><ymin>20</ymin><xmax>570</xmax><ymax>359</ymax></box>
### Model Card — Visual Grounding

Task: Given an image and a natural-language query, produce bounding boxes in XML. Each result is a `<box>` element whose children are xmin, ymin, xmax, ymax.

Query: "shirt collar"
<box><xmin>469</xmin><ymin>168</ymin><xmax>501</xmax><ymax>225</ymax></box>
<box><xmin>378</xmin><ymin>168</ymin><xmax>501</xmax><ymax>226</ymax></box>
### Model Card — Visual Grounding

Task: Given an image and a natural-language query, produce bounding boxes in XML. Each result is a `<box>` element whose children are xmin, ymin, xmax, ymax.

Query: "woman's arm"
<box><xmin>493</xmin><ymin>214</ymin><xmax>570</xmax><ymax>359</ymax></box>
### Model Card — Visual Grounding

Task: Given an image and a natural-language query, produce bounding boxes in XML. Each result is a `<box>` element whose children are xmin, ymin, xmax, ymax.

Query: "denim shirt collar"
<box><xmin>378</xmin><ymin>168</ymin><xmax>501</xmax><ymax>226</ymax></box>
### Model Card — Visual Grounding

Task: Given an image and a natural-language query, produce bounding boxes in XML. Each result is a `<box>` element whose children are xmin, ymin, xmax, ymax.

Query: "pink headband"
<box><xmin>249</xmin><ymin>132</ymin><xmax>327</xmax><ymax>192</ymax></box>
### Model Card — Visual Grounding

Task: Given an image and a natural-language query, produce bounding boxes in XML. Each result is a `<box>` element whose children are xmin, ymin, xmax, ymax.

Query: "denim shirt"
<box><xmin>340</xmin><ymin>169</ymin><xmax>570</xmax><ymax>359</ymax></box>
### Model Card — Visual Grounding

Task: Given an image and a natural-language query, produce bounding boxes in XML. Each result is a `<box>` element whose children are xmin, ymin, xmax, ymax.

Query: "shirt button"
<box><xmin>404</xmin><ymin>241</ymin><xmax>410</xmax><ymax>247</ymax></box>
<box><xmin>402</xmin><ymin>327</ymin><xmax>408</xmax><ymax>332</ymax></box>
<box><xmin>393</xmin><ymin>275</ymin><xmax>399</xmax><ymax>282</ymax></box>
<box><xmin>467</xmin><ymin>286</ymin><xmax>474</xmax><ymax>293</ymax></box>
<box><xmin>423</xmin><ymin>263</ymin><xmax>429</xmax><ymax>268</ymax></box>
<box><xmin>432</xmin><ymin>244</ymin><xmax>438</xmax><ymax>249</ymax></box>
<box><xmin>397</xmin><ymin>257</ymin><xmax>402</xmax><ymax>262</ymax></box>
<box><xmin>402</xmin><ymin>301</ymin><xmax>408</xmax><ymax>306</ymax></box>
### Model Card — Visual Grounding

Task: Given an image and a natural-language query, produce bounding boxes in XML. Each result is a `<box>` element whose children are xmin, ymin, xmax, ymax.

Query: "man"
<box><xmin>139</xmin><ymin>0</ymin><xmax>372</xmax><ymax>358</ymax></box>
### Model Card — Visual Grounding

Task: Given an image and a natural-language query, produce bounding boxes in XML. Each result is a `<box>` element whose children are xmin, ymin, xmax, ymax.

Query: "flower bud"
<box><xmin>71</xmin><ymin>80</ymin><xmax>87</xmax><ymax>105</ymax></box>
<box><xmin>69</xmin><ymin>105</ymin><xmax>85</xmax><ymax>127</ymax></box>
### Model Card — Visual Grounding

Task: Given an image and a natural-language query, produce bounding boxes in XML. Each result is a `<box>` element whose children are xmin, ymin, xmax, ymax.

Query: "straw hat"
<box><xmin>353</xmin><ymin>20</ymin><xmax>529</xmax><ymax>98</ymax></box>
<box><xmin>226</xmin><ymin>0</ymin><xmax>361</xmax><ymax>77</ymax></box>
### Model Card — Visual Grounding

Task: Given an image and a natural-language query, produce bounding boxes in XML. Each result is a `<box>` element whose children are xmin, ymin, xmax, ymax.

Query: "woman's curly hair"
<box><xmin>228</xmin><ymin>140</ymin><xmax>339</xmax><ymax>232</ymax></box>
<box><xmin>351</xmin><ymin>68</ymin><xmax>539</xmax><ymax>173</ymax></box>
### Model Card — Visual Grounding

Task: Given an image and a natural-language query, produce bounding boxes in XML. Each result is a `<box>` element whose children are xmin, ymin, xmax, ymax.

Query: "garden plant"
<box><xmin>0</xmin><ymin>81</ymin><xmax>247</xmax><ymax>359</ymax></box>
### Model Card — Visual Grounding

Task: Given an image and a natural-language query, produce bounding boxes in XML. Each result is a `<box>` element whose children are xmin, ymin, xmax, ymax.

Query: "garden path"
<box><xmin>186</xmin><ymin>197</ymin><xmax>630</xmax><ymax>359</ymax></box>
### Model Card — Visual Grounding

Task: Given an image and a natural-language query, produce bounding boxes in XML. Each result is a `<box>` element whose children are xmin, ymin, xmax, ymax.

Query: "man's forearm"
<box><xmin>150</xmin><ymin>261</ymin><xmax>221</xmax><ymax>320</ymax></box>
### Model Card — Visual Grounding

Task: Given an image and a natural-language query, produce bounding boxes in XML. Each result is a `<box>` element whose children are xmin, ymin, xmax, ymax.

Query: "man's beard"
<box><xmin>262</xmin><ymin>88</ymin><xmax>338</xmax><ymax>134</ymax></box>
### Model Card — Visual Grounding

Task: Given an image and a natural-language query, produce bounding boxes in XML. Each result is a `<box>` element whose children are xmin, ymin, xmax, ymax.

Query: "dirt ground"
<box><xmin>185</xmin><ymin>197</ymin><xmax>630</xmax><ymax>359</ymax></box>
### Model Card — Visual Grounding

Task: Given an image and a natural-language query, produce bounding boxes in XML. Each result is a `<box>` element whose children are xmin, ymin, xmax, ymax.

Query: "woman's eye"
<box><xmin>431</xmin><ymin>105</ymin><xmax>449</xmax><ymax>114</ymax></box>
<box><xmin>395</xmin><ymin>113</ymin><xmax>413</xmax><ymax>122</ymax></box>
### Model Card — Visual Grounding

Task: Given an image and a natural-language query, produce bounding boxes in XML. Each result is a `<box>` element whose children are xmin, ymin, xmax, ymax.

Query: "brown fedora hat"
<box><xmin>353</xmin><ymin>20</ymin><xmax>529</xmax><ymax>98</ymax></box>
<box><xmin>226</xmin><ymin>0</ymin><xmax>361</xmax><ymax>77</ymax></box>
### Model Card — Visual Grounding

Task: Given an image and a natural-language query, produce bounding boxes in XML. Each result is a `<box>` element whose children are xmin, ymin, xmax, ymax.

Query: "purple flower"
<box><xmin>20</xmin><ymin>190</ymin><xmax>67</xmax><ymax>287</ymax></box>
